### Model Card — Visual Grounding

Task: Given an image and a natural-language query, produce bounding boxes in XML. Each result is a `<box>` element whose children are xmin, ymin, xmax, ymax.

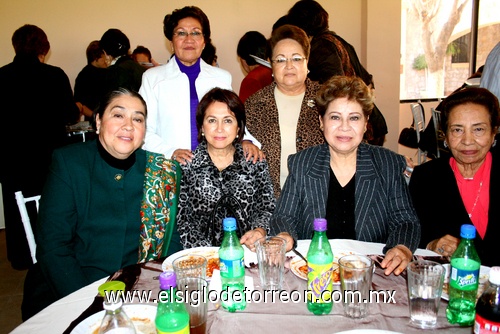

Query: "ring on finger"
<box><xmin>437</xmin><ymin>247</ymin><xmax>444</xmax><ymax>254</ymax></box>
<box><xmin>172</xmin><ymin>155</ymin><xmax>177</xmax><ymax>160</ymax></box>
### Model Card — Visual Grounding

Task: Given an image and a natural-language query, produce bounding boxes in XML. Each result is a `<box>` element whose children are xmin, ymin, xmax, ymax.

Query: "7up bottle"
<box><xmin>307</xmin><ymin>218</ymin><xmax>333</xmax><ymax>315</ymax></box>
<box><xmin>446</xmin><ymin>224</ymin><xmax>481</xmax><ymax>326</ymax></box>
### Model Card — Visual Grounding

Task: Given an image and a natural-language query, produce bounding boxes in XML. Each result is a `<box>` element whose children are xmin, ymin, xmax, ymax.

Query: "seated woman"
<box><xmin>409</xmin><ymin>87</ymin><xmax>500</xmax><ymax>266</ymax></box>
<box><xmin>22</xmin><ymin>88</ymin><xmax>181</xmax><ymax>320</ymax></box>
<box><xmin>270</xmin><ymin>76</ymin><xmax>420</xmax><ymax>276</ymax></box>
<box><xmin>177</xmin><ymin>88</ymin><xmax>275</xmax><ymax>249</ymax></box>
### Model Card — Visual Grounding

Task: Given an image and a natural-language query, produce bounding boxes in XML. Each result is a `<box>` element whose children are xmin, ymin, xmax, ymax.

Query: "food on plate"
<box><xmin>207</xmin><ymin>257</ymin><xmax>220</xmax><ymax>278</ymax></box>
<box><xmin>91</xmin><ymin>316</ymin><xmax>155</xmax><ymax>334</ymax></box>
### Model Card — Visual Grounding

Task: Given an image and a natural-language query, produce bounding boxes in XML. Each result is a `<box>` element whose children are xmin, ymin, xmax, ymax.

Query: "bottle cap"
<box><xmin>98</xmin><ymin>280</ymin><xmax>126</xmax><ymax>297</ymax></box>
<box><xmin>460</xmin><ymin>224</ymin><xmax>476</xmax><ymax>239</ymax></box>
<box><xmin>223</xmin><ymin>217</ymin><xmax>237</xmax><ymax>231</ymax></box>
<box><xmin>159</xmin><ymin>270</ymin><xmax>177</xmax><ymax>290</ymax></box>
<box><xmin>489</xmin><ymin>267</ymin><xmax>500</xmax><ymax>285</ymax></box>
<box><xmin>313</xmin><ymin>218</ymin><xmax>327</xmax><ymax>231</ymax></box>
<box><xmin>102</xmin><ymin>299</ymin><xmax>123</xmax><ymax>311</ymax></box>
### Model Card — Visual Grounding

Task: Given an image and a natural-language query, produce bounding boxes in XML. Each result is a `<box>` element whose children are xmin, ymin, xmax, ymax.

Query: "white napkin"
<box><xmin>209</xmin><ymin>269</ymin><xmax>254</xmax><ymax>293</ymax></box>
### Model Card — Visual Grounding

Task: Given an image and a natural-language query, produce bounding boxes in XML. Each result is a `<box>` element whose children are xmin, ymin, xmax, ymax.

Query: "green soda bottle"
<box><xmin>219</xmin><ymin>217</ymin><xmax>247</xmax><ymax>312</ymax></box>
<box><xmin>307</xmin><ymin>218</ymin><xmax>333</xmax><ymax>315</ymax></box>
<box><xmin>446</xmin><ymin>224</ymin><xmax>481</xmax><ymax>326</ymax></box>
<box><xmin>155</xmin><ymin>271</ymin><xmax>190</xmax><ymax>334</ymax></box>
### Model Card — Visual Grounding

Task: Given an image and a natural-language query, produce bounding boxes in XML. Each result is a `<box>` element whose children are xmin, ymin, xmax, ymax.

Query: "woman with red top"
<box><xmin>409</xmin><ymin>87</ymin><xmax>500</xmax><ymax>267</ymax></box>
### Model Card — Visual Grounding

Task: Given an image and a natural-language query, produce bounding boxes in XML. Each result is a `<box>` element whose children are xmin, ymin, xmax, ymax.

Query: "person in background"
<box><xmin>177</xmin><ymin>88</ymin><xmax>275</xmax><ymax>248</ymax></box>
<box><xmin>271</xmin><ymin>76</ymin><xmax>420</xmax><ymax>276</ymax></box>
<box><xmin>480</xmin><ymin>41</ymin><xmax>500</xmax><ymax>102</ymax></box>
<box><xmin>132</xmin><ymin>45</ymin><xmax>160</xmax><ymax>68</ymax></box>
<box><xmin>201</xmin><ymin>41</ymin><xmax>218</xmax><ymax>67</ymax></box>
<box><xmin>285</xmin><ymin>0</ymin><xmax>388</xmax><ymax>146</ymax></box>
<box><xmin>74</xmin><ymin>40</ymin><xmax>109</xmax><ymax>121</ymax></box>
<box><xmin>0</xmin><ymin>24</ymin><xmax>79</xmax><ymax>270</ymax></box>
<box><xmin>140</xmin><ymin>6</ymin><xmax>262</xmax><ymax>165</ymax></box>
<box><xmin>409</xmin><ymin>87</ymin><xmax>499</xmax><ymax>267</ymax></box>
<box><xmin>21</xmin><ymin>88</ymin><xmax>182</xmax><ymax>320</ymax></box>
<box><xmin>236</xmin><ymin>31</ymin><xmax>273</xmax><ymax>103</ymax></box>
<box><xmin>244</xmin><ymin>24</ymin><xmax>324</xmax><ymax>198</ymax></box>
<box><xmin>100</xmin><ymin>28</ymin><xmax>146</xmax><ymax>94</ymax></box>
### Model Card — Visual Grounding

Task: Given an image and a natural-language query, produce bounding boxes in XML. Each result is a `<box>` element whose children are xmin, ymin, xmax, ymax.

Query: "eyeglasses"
<box><xmin>173</xmin><ymin>31</ymin><xmax>204</xmax><ymax>40</ymax></box>
<box><xmin>271</xmin><ymin>56</ymin><xmax>307</xmax><ymax>66</ymax></box>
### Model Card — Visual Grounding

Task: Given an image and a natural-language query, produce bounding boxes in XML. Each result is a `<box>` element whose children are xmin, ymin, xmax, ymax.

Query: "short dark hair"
<box><xmin>132</xmin><ymin>45</ymin><xmax>152</xmax><ymax>62</ymax></box>
<box><xmin>196</xmin><ymin>88</ymin><xmax>246</xmax><ymax>143</ymax></box>
<box><xmin>99</xmin><ymin>29</ymin><xmax>130</xmax><ymax>58</ymax></box>
<box><xmin>269</xmin><ymin>24</ymin><xmax>310</xmax><ymax>60</ymax></box>
<box><xmin>439</xmin><ymin>87</ymin><xmax>500</xmax><ymax>133</ymax></box>
<box><xmin>287</xmin><ymin>0</ymin><xmax>329</xmax><ymax>36</ymax></box>
<box><xmin>93</xmin><ymin>88</ymin><xmax>147</xmax><ymax>130</ymax></box>
<box><xmin>201</xmin><ymin>42</ymin><xmax>217</xmax><ymax>65</ymax></box>
<box><xmin>316</xmin><ymin>76</ymin><xmax>374</xmax><ymax>119</ymax></box>
<box><xmin>12</xmin><ymin>24</ymin><xmax>50</xmax><ymax>57</ymax></box>
<box><xmin>237</xmin><ymin>31</ymin><xmax>268</xmax><ymax>66</ymax></box>
<box><xmin>163</xmin><ymin>6</ymin><xmax>211</xmax><ymax>45</ymax></box>
<box><xmin>86</xmin><ymin>40</ymin><xmax>105</xmax><ymax>64</ymax></box>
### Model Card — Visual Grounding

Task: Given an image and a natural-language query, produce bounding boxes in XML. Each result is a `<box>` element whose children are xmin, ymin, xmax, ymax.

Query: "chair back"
<box><xmin>410</xmin><ymin>103</ymin><xmax>428</xmax><ymax>164</ymax></box>
<box><xmin>15</xmin><ymin>191</ymin><xmax>40</xmax><ymax>264</ymax></box>
<box><xmin>431</xmin><ymin>108</ymin><xmax>443</xmax><ymax>158</ymax></box>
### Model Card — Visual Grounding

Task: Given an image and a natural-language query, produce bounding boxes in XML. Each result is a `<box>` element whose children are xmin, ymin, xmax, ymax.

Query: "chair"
<box><xmin>431</xmin><ymin>108</ymin><xmax>443</xmax><ymax>158</ymax></box>
<box><xmin>410</xmin><ymin>102</ymin><xmax>427</xmax><ymax>164</ymax></box>
<box><xmin>15</xmin><ymin>191</ymin><xmax>40</xmax><ymax>264</ymax></box>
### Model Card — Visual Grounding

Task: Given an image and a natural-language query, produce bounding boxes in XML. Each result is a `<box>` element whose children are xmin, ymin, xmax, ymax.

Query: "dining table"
<box><xmin>11</xmin><ymin>239</ymin><xmax>474</xmax><ymax>334</ymax></box>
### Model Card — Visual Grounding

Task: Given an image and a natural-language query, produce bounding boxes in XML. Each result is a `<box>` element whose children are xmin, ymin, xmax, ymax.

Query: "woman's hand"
<box><xmin>380</xmin><ymin>244</ymin><xmax>413</xmax><ymax>276</ymax></box>
<box><xmin>426</xmin><ymin>235</ymin><xmax>460</xmax><ymax>257</ymax></box>
<box><xmin>242</xmin><ymin>140</ymin><xmax>265</xmax><ymax>163</ymax></box>
<box><xmin>171</xmin><ymin>149</ymin><xmax>193</xmax><ymax>165</ymax></box>
<box><xmin>240</xmin><ymin>227</ymin><xmax>266</xmax><ymax>250</ymax></box>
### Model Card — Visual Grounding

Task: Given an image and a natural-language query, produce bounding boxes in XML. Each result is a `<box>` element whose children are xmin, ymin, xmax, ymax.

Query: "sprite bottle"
<box><xmin>446</xmin><ymin>224</ymin><xmax>481</xmax><ymax>326</ymax></box>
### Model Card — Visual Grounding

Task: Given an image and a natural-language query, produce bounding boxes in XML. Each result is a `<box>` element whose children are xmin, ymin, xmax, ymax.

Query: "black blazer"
<box><xmin>409</xmin><ymin>148</ymin><xmax>500</xmax><ymax>267</ymax></box>
<box><xmin>270</xmin><ymin>143</ymin><xmax>421</xmax><ymax>253</ymax></box>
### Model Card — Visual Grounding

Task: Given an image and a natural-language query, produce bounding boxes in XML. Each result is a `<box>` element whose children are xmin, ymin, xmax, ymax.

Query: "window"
<box><xmin>400</xmin><ymin>0</ymin><xmax>500</xmax><ymax>100</ymax></box>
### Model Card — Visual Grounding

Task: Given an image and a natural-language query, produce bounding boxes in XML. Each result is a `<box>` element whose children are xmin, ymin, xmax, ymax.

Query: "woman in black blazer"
<box><xmin>409</xmin><ymin>87</ymin><xmax>500</xmax><ymax>267</ymax></box>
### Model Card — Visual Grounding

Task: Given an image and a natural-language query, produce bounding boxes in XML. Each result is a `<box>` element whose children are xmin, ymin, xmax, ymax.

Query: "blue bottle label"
<box><xmin>450</xmin><ymin>267</ymin><xmax>479</xmax><ymax>290</ymax></box>
<box><xmin>220</xmin><ymin>257</ymin><xmax>245</xmax><ymax>277</ymax></box>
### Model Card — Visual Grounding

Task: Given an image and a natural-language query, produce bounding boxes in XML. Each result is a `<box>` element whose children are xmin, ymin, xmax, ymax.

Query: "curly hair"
<box><xmin>269</xmin><ymin>24</ymin><xmax>310</xmax><ymax>60</ymax></box>
<box><xmin>316</xmin><ymin>76</ymin><xmax>374</xmax><ymax>119</ymax></box>
<box><xmin>163</xmin><ymin>6</ymin><xmax>211</xmax><ymax>46</ymax></box>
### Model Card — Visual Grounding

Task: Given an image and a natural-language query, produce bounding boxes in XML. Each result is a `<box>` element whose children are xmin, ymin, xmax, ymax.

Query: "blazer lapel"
<box><xmin>304</xmin><ymin>144</ymin><xmax>330</xmax><ymax>218</ymax></box>
<box><xmin>354</xmin><ymin>144</ymin><xmax>378</xmax><ymax>236</ymax></box>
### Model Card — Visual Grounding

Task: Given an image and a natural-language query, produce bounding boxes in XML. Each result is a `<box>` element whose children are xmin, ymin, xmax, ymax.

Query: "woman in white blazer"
<box><xmin>140</xmin><ymin>6</ymin><xmax>261</xmax><ymax>164</ymax></box>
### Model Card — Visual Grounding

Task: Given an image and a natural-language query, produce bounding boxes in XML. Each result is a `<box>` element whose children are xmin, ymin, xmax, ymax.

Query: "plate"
<box><xmin>290</xmin><ymin>249</ymin><xmax>357</xmax><ymax>284</ymax></box>
<box><xmin>441</xmin><ymin>263</ymin><xmax>490</xmax><ymax>301</ymax></box>
<box><xmin>70</xmin><ymin>304</ymin><xmax>157</xmax><ymax>334</ymax></box>
<box><xmin>162</xmin><ymin>246</ymin><xmax>220</xmax><ymax>279</ymax></box>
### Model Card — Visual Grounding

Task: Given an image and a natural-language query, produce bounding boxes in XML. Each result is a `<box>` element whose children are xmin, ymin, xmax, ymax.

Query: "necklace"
<box><xmin>468</xmin><ymin>181</ymin><xmax>483</xmax><ymax>218</ymax></box>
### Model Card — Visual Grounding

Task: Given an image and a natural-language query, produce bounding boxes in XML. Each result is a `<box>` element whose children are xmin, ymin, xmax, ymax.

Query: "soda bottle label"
<box><xmin>307</xmin><ymin>262</ymin><xmax>333</xmax><ymax>303</ymax></box>
<box><xmin>220</xmin><ymin>257</ymin><xmax>245</xmax><ymax>277</ymax></box>
<box><xmin>474</xmin><ymin>314</ymin><xmax>500</xmax><ymax>333</ymax></box>
<box><xmin>450</xmin><ymin>267</ymin><xmax>479</xmax><ymax>290</ymax></box>
<box><xmin>157</xmin><ymin>325</ymin><xmax>190</xmax><ymax>334</ymax></box>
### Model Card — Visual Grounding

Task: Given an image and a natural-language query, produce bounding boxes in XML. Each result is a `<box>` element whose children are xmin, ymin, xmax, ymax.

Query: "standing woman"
<box><xmin>22</xmin><ymin>88</ymin><xmax>181</xmax><ymax>320</ymax></box>
<box><xmin>177</xmin><ymin>88</ymin><xmax>275</xmax><ymax>249</ymax></box>
<box><xmin>140</xmin><ymin>6</ymin><xmax>261</xmax><ymax>163</ymax></box>
<box><xmin>245</xmin><ymin>24</ymin><xmax>324</xmax><ymax>198</ymax></box>
<box><xmin>409</xmin><ymin>87</ymin><xmax>500</xmax><ymax>266</ymax></box>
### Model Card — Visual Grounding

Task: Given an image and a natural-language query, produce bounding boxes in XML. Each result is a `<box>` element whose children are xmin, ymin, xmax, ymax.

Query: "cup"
<box><xmin>255</xmin><ymin>236</ymin><xmax>287</xmax><ymax>290</ymax></box>
<box><xmin>406</xmin><ymin>260</ymin><xmax>445</xmax><ymax>328</ymax></box>
<box><xmin>338</xmin><ymin>254</ymin><xmax>374</xmax><ymax>318</ymax></box>
<box><xmin>172</xmin><ymin>254</ymin><xmax>207</xmax><ymax>282</ymax></box>
<box><xmin>177</xmin><ymin>277</ymin><xmax>208</xmax><ymax>334</ymax></box>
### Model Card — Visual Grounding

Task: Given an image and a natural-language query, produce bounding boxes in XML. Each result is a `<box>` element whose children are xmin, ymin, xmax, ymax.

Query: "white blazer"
<box><xmin>140</xmin><ymin>57</ymin><xmax>259</xmax><ymax>157</ymax></box>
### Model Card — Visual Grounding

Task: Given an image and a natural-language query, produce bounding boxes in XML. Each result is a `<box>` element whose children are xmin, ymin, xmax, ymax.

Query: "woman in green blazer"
<box><xmin>21</xmin><ymin>88</ymin><xmax>181</xmax><ymax>320</ymax></box>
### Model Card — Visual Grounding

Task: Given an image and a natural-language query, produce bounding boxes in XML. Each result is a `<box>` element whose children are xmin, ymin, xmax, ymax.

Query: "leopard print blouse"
<box><xmin>244</xmin><ymin>79</ymin><xmax>325</xmax><ymax>198</ymax></box>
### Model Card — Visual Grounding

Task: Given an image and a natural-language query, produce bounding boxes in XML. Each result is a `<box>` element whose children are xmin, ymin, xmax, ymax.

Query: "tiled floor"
<box><xmin>0</xmin><ymin>229</ymin><xmax>27</xmax><ymax>334</ymax></box>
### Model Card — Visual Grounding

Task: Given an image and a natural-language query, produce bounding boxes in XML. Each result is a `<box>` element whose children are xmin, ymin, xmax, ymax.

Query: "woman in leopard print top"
<box><xmin>244</xmin><ymin>25</ymin><xmax>324</xmax><ymax>198</ymax></box>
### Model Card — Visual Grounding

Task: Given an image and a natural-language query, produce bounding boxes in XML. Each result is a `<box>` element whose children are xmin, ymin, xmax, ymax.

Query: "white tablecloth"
<box><xmin>11</xmin><ymin>239</ymin><xmax>441</xmax><ymax>333</ymax></box>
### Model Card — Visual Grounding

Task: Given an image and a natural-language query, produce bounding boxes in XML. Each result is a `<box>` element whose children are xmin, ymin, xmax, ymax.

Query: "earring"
<box><xmin>444</xmin><ymin>141</ymin><xmax>448</xmax><ymax>148</ymax></box>
<box><xmin>96</xmin><ymin>128</ymin><xmax>100</xmax><ymax>134</ymax></box>
<box><xmin>236</xmin><ymin>135</ymin><xmax>239</xmax><ymax>139</ymax></box>
<box><xmin>493</xmin><ymin>140</ymin><xmax>497</xmax><ymax>147</ymax></box>
<box><xmin>202</xmin><ymin>132</ymin><xmax>205</xmax><ymax>136</ymax></box>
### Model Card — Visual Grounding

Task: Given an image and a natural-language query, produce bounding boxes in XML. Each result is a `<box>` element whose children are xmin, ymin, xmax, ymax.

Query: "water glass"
<box><xmin>177</xmin><ymin>277</ymin><xmax>208</xmax><ymax>334</ymax></box>
<box><xmin>255</xmin><ymin>236</ymin><xmax>287</xmax><ymax>290</ymax></box>
<box><xmin>172</xmin><ymin>254</ymin><xmax>207</xmax><ymax>282</ymax></box>
<box><xmin>338</xmin><ymin>254</ymin><xmax>374</xmax><ymax>318</ymax></box>
<box><xmin>407</xmin><ymin>260</ymin><xmax>445</xmax><ymax>328</ymax></box>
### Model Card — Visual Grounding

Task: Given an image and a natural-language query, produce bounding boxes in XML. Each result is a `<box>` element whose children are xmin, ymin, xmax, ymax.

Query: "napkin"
<box><xmin>209</xmin><ymin>269</ymin><xmax>254</xmax><ymax>292</ymax></box>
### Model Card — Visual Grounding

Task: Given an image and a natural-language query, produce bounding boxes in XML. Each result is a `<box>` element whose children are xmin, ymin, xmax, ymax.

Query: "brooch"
<box><xmin>307</xmin><ymin>99</ymin><xmax>315</xmax><ymax>108</ymax></box>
